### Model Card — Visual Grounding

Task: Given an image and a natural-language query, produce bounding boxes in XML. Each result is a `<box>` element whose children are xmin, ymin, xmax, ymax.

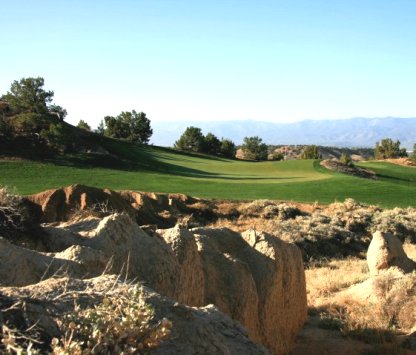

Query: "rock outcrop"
<box><xmin>367</xmin><ymin>231</ymin><xmax>416</xmax><ymax>275</ymax></box>
<box><xmin>26</xmin><ymin>184</ymin><xmax>197</xmax><ymax>227</ymax></box>
<box><xmin>0</xmin><ymin>212</ymin><xmax>307</xmax><ymax>354</ymax></box>
<box><xmin>0</xmin><ymin>275</ymin><xmax>269</xmax><ymax>354</ymax></box>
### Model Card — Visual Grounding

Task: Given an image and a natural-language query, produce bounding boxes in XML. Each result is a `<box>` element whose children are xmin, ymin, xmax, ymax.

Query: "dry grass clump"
<box><xmin>52</xmin><ymin>285</ymin><xmax>171</xmax><ymax>354</ymax></box>
<box><xmin>306</xmin><ymin>257</ymin><xmax>368</xmax><ymax>305</ymax></box>
<box><xmin>0</xmin><ymin>186</ymin><xmax>27</xmax><ymax>232</ymax></box>
<box><xmin>307</xmin><ymin>255</ymin><xmax>416</xmax><ymax>352</ymax></box>
<box><xmin>338</xmin><ymin>269</ymin><xmax>416</xmax><ymax>332</ymax></box>
<box><xmin>1</xmin><ymin>324</ymin><xmax>42</xmax><ymax>354</ymax></box>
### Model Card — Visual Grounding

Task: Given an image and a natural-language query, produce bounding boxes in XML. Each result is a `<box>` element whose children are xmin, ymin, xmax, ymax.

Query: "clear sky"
<box><xmin>1</xmin><ymin>0</ymin><xmax>416</xmax><ymax>128</ymax></box>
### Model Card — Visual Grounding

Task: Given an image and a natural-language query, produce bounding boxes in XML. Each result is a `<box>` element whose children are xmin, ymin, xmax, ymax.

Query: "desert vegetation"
<box><xmin>0</xmin><ymin>185</ymin><xmax>415</xmax><ymax>353</ymax></box>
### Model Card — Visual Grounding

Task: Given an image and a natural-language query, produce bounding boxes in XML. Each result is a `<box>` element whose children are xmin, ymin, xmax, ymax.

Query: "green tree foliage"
<box><xmin>174</xmin><ymin>126</ymin><xmax>205</xmax><ymax>152</ymax></box>
<box><xmin>375</xmin><ymin>138</ymin><xmax>407</xmax><ymax>159</ymax></box>
<box><xmin>96</xmin><ymin>120</ymin><xmax>105</xmax><ymax>135</ymax></box>
<box><xmin>203</xmin><ymin>133</ymin><xmax>221</xmax><ymax>155</ymax></box>
<box><xmin>300</xmin><ymin>145</ymin><xmax>321</xmax><ymax>159</ymax></box>
<box><xmin>77</xmin><ymin>120</ymin><xmax>91</xmax><ymax>131</ymax></box>
<box><xmin>39</xmin><ymin>122</ymin><xmax>74</xmax><ymax>152</ymax></box>
<box><xmin>49</xmin><ymin>104</ymin><xmax>67</xmax><ymax>121</ymax></box>
<box><xmin>220</xmin><ymin>138</ymin><xmax>236</xmax><ymax>158</ymax></box>
<box><xmin>174</xmin><ymin>127</ymin><xmax>236</xmax><ymax>158</ymax></box>
<box><xmin>241</xmin><ymin>136</ymin><xmax>268</xmax><ymax>161</ymax></box>
<box><xmin>2</xmin><ymin>77</ymin><xmax>54</xmax><ymax>114</ymax></box>
<box><xmin>104</xmin><ymin>110</ymin><xmax>152</xmax><ymax>144</ymax></box>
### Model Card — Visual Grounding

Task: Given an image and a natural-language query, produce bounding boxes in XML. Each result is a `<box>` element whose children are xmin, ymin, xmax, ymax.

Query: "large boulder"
<box><xmin>367</xmin><ymin>231</ymin><xmax>416</xmax><ymax>275</ymax></box>
<box><xmin>159</xmin><ymin>226</ymin><xmax>307</xmax><ymax>354</ymax></box>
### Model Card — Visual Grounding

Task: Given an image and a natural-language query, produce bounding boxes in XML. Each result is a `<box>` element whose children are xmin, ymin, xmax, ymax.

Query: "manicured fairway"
<box><xmin>0</xmin><ymin>140</ymin><xmax>415</xmax><ymax>208</ymax></box>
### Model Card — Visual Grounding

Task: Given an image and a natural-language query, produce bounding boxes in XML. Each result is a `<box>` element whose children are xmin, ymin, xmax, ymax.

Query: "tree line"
<box><xmin>174</xmin><ymin>126</ymin><xmax>236</xmax><ymax>158</ymax></box>
<box><xmin>1</xmin><ymin>77</ymin><xmax>415</xmax><ymax>162</ymax></box>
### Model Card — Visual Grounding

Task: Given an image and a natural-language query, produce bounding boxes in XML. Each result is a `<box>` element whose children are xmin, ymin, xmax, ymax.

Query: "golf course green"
<box><xmin>0</xmin><ymin>139</ymin><xmax>415</xmax><ymax>208</ymax></box>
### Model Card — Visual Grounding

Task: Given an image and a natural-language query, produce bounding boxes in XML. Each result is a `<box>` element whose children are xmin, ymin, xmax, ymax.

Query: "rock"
<box><xmin>27</xmin><ymin>185</ymin><xmax>197</xmax><ymax>227</ymax></box>
<box><xmin>192</xmin><ymin>227</ymin><xmax>307</xmax><ymax>354</ymax></box>
<box><xmin>0</xmin><ymin>237</ymin><xmax>85</xmax><ymax>286</ymax></box>
<box><xmin>367</xmin><ymin>231</ymin><xmax>416</xmax><ymax>275</ymax></box>
<box><xmin>44</xmin><ymin>213</ymin><xmax>181</xmax><ymax>299</ymax></box>
<box><xmin>0</xmin><ymin>275</ymin><xmax>269</xmax><ymax>355</ymax></box>
<box><xmin>27</xmin><ymin>184</ymin><xmax>136</xmax><ymax>222</ymax></box>
<box><xmin>157</xmin><ymin>225</ymin><xmax>205</xmax><ymax>306</ymax></box>
<box><xmin>2</xmin><ymin>211</ymin><xmax>307</xmax><ymax>354</ymax></box>
<box><xmin>320</xmin><ymin>159</ymin><xmax>377</xmax><ymax>179</ymax></box>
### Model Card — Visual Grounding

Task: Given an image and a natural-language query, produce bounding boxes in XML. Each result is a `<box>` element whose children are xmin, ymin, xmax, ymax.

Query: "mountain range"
<box><xmin>150</xmin><ymin>117</ymin><xmax>416</xmax><ymax>150</ymax></box>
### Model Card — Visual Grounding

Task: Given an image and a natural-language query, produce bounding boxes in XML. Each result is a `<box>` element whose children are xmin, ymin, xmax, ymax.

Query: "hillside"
<box><xmin>0</xmin><ymin>136</ymin><xmax>415</xmax><ymax>208</ymax></box>
<box><xmin>151</xmin><ymin>117</ymin><xmax>416</xmax><ymax>149</ymax></box>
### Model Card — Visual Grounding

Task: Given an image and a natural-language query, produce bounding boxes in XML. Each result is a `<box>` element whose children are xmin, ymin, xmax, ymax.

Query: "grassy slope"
<box><xmin>0</xmin><ymin>138</ymin><xmax>415</xmax><ymax>208</ymax></box>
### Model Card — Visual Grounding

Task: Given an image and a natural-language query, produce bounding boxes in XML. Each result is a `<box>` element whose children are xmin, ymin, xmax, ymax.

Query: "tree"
<box><xmin>77</xmin><ymin>120</ymin><xmax>91</xmax><ymax>131</ymax></box>
<box><xmin>96</xmin><ymin>120</ymin><xmax>105</xmax><ymax>135</ymax></box>
<box><xmin>241</xmin><ymin>136</ymin><xmax>268</xmax><ymax>161</ymax></box>
<box><xmin>174</xmin><ymin>126</ymin><xmax>205</xmax><ymax>152</ymax></box>
<box><xmin>203</xmin><ymin>133</ymin><xmax>221</xmax><ymax>155</ymax></box>
<box><xmin>375</xmin><ymin>138</ymin><xmax>407</xmax><ymax>159</ymax></box>
<box><xmin>2</xmin><ymin>77</ymin><xmax>54</xmax><ymax>114</ymax></box>
<box><xmin>300</xmin><ymin>145</ymin><xmax>321</xmax><ymax>159</ymax></box>
<box><xmin>220</xmin><ymin>138</ymin><xmax>236</xmax><ymax>158</ymax></box>
<box><xmin>124</xmin><ymin>111</ymin><xmax>152</xmax><ymax>144</ymax></box>
<box><xmin>49</xmin><ymin>104</ymin><xmax>67</xmax><ymax>121</ymax></box>
<box><xmin>103</xmin><ymin>110</ymin><xmax>152</xmax><ymax>144</ymax></box>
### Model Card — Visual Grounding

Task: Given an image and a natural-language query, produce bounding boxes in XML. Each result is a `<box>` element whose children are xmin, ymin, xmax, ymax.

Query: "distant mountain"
<box><xmin>151</xmin><ymin>117</ymin><xmax>416</xmax><ymax>149</ymax></box>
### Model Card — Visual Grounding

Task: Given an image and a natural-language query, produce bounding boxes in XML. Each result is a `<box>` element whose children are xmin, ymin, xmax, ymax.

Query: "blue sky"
<box><xmin>1</xmin><ymin>0</ymin><xmax>416</xmax><ymax>128</ymax></box>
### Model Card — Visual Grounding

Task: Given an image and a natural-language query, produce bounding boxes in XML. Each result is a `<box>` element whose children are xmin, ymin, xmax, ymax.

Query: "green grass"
<box><xmin>0</xmin><ymin>139</ymin><xmax>415</xmax><ymax>208</ymax></box>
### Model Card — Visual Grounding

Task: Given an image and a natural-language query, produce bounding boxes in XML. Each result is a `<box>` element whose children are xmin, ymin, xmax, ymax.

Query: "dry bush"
<box><xmin>0</xmin><ymin>186</ymin><xmax>27</xmax><ymax>232</ymax></box>
<box><xmin>1</xmin><ymin>324</ymin><xmax>42</xmax><ymax>355</ymax></box>
<box><xmin>52</xmin><ymin>285</ymin><xmax>171</xmax><ymax>354</ymax></box>
<box><xmin>372</xmin><ymin>208</ymin><xmax>416</xmax><ymax>242</ymax></box>
<box><xmin>68</xmin><ymin>200</ymin><xmax>115</xmax><ymax>222</ymax></box>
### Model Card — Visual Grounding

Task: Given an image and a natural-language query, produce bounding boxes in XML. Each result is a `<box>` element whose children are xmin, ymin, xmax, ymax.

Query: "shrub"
<box><xmin>52</xmin><ymin>286</ymin><xmax>171</xmax><ymax>354</ymax></box>
<box><xmin>375</xmin><ymin>138</ymin><xmax>407</xmax><ymax>159</ymax></box>
<box><xmin>220</xmin><ymin>138</ymin><xmax>236</xmax><ymax>158</ymax></box>
<box><xmin>300</xmin><ymin>145</ymin><xmax>321</xmax><ymax>159</ymax></box>
<box><xmin>0</xmin><ymin>186</ymin><xmax>28</xmax><ymax>233</ymax></box>
<box><xmin>241</xmin><ymin>136</ymin><xmax>268</xmax><ymax>161</ymax></box>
